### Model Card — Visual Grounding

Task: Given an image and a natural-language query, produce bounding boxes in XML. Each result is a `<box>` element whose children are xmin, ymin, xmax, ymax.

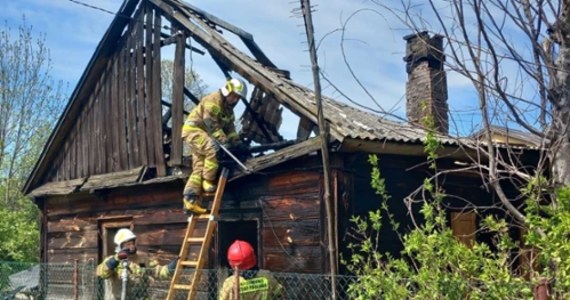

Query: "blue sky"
<box><xmin>3</xmin><ymin>0</ymin><xmax>482</xmax><ymax>138</ymax></box>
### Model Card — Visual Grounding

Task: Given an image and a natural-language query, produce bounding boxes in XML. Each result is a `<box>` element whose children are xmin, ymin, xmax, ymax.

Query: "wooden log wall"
<box><xmin>43</xmin><ymin>182</ymin><xmax>185</xmax><ymax>264</ymax></box>
<box><xmin>343</xmin><ymin>153</ymin><xmax>523</xmax><ymax>259</ymax></box>
<box><xmin>225</xmin><ymin>156</ymin><xmax>327</xmax><ymax>274</ymax></box>
<box><xmin>45</xmin><ymin>2</ymin><xmax>166</xmax><ymax>183</ymax></box>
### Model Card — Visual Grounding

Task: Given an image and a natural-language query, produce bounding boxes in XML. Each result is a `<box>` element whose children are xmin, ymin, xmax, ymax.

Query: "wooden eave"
<box><xmin>28</xmin><ymin>137</ymin><xmax>322</xmax><ymax>198</ymax></box>
<box><xmin>29</xmin><ymin>166</ymin><xmax>147</xmax><ymax>198</ymax></box>
<box><xmin>339</xmin><ymin>138</ymin><xmax>472</xmax><ymax>159</ymax></box>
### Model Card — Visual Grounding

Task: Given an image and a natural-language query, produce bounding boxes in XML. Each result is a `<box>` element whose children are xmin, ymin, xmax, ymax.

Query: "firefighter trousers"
<box><xmin>183</xmin><ymin>129</ymin><xmax>219</xmax><ymax>196</ymax></box>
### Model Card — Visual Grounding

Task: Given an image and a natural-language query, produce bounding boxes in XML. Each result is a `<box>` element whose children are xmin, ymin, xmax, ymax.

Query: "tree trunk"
<box><xmin>551</xmin><ymin>1</ymin><xmax>570</xmax><ymax>186</ymax></box>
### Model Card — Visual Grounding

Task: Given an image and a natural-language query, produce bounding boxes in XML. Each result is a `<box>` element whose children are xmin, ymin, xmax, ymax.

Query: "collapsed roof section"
<box><xmin>155</xmin><ymin>0</ymin><xmax>461</xmax><ymax>144</ymax></box>
<box><xmin>24</xmin><ymin>0</ymin><xmax>456</xmax><ymax>196</ymax></box>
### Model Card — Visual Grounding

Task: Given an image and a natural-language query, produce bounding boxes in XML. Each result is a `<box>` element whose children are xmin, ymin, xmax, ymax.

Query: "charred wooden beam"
<box><xmin>150</xmin><ymin>0</ymin><xmax>345</xmax><ymax>143</ymax></box>
<box><xmin>183</xmin><ymin>87</ymin><xmax>200</xmax><ymax>105</ymax></box>
<box><xmin>160</xmin><ymin>100</ymin><xmax>190</xmax><ymax>127</ymax></box>
<box><xmin>211</xmin><ymin>55</ymin><xmax>231</xmax><ymax>79</ymax></box>
<box><xmin>229</xmin><ymin>137</ymin><xmax>322</xmax><ymax>181</ymax></box>
<box><xmin>297</xmin><ymin>116</ymin><xmax>316</xmax><ymax>140</ymax></box>
<box><xmin>151</xmin><ymin>8</ymin><xmax>166</xmax><ymax>176</ymax></box>
<box><xmin>240</xmin><ymin>89</ymin><xmax>275</xmax><ymax>143</ymax></box>
<box><xmin>172</xmin><ymin>0</ymin><xmax>279</xmax><ymax>69</ymax></box>
<box><xmin>170</xmin><ymin>28</ymin><xmax>186</xmax><ymax>166</ymax></box>
<box><xmin>159</xmin><ymin>31</ymin><xmax>205</xmax><ymax>55</ymax></box>
<box><xmin>248</xmin><ymin>140</ymin><xmax>296</xmax><ymax>154</ymax></box>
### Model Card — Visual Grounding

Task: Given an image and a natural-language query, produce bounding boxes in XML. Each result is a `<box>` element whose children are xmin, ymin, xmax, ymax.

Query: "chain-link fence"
<box><xmin>0</xmin><ymin>261</ymin><xmax>356</xmax><ymax>299</ymax></box>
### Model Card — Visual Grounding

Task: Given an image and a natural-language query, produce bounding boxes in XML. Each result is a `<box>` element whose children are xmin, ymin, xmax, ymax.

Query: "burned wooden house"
<box><xmin>23</xmin><ymin>0</ymin><xmax>538</xmax><ymax>297</ymax></box>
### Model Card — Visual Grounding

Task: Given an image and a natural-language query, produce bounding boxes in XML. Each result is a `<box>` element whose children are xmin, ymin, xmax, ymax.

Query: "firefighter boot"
<box><xmin>202</xmin><ymin>180</ymin><xmax>217</xmax><ymax>193</ymax></box>
<box><xmin>183</xmin><ymin>195</ymin><xmax>208</xmax><ymax>215</ymax></box>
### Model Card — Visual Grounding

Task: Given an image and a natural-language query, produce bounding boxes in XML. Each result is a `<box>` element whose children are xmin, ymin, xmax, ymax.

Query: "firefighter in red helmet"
<box><xmin>219</xmin><ymin>240</ymin><xmax>283</xmax><ymax>300</ymax></box>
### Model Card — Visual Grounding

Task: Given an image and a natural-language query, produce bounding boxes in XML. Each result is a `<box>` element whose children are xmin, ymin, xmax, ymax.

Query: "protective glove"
<box><xmin>234</xmin><ymin>141</ymin><xmax>250</xmax><ymax>153</ymax></box>
<box><xmin>228</xmin><ymin>141</ymin><xmax>249</xmax><ymax>154</ymax></box>
<box><xmin>117</xmin><ymin>248</ymin><xmax>130</xmax><ymax>260</ymax></box>
<box><xmin>106</xmin><ymin>249</ymin><xmax>129</xmax><ymax>270</ymax></box>
<box><xmin>167</xmin><ymin>258</ymin><xmax>179</xmax><ymax>274</ymax></box>
<box><xmin>221</xmin><ymin>142</ymin><xmax>232</xmax><ymax>151</ymax></box>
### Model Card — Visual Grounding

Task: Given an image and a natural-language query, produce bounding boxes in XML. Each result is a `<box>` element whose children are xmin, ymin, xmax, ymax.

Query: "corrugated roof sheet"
<box><xmin>282</xmin><ymin>80</ymin><xmax>459</xmax><ymax>145</ymax></box>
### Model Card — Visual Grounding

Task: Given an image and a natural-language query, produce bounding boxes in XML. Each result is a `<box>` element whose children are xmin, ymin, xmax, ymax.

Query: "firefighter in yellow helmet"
<box><xmin>96</xmin><ymin>228</ymin><xmax>177</xmax><ymax>300</ymax></box>
<box><xmin>181</xmin><ymin>78</ymin><xmax>247</xmax><ymax>214</ymax></box>
<box><xmin>219</xmin><ymin>240</ymin><xmax>283</xmax><ymax>300</ymax></box>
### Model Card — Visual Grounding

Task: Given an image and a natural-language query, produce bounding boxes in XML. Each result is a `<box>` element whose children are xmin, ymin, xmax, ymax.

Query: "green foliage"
<box><xmin>0</xmin><ymin>261</ymin><xmax>36</xmax><ymax>293</ymax></box>
<box><xmin>0</xmin><ymin>180</ymin><xmax>39</xmax><ymax>262</ymax></box>
<box><xmin>160</xmin><ymin>59</ymin><xmax>208</xmax><ymax>111</ymax></box>
<box><xmin>343</xmin><ymin>113</ymin><xmax>560</xmax><ymax>299</ymax></box>
<box><xmin>345</xmin><ymin>154</ymin><xmax>540</xmax><ymax>299</ymax></box>
<box><xmin>0</xmin><ymin>19</ymin><xmax>63</xmax><ymax>262</ymax></box>
<box><xmin>524</xmin><ymin>185</ymin><xmax>570</xmax><ymax>299</ymax></box>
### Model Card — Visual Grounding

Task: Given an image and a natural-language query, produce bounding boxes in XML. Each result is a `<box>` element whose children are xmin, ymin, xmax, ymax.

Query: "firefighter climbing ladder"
<box><xmin>166</xmin><ymin>167</ymin><xmax>229</xmax><ymax>300</ymax></box>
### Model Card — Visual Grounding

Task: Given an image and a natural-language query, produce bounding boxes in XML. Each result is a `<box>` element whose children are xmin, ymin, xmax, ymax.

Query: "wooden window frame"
<box><xmin>97</xmin><ymin>217</ymin><xmax>133</xmax><ymax>261</ymax></box>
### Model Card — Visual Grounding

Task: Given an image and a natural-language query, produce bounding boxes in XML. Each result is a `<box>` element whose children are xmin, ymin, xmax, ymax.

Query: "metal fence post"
<box><xmin>73</xmin><ymin>259</ymin><xmax>79</xmax><ymax>300</ymax></box>
<box><xmin>233</xmin><ymin>267</ymin><xmax>239</xmax><ymax>300</ymax></box>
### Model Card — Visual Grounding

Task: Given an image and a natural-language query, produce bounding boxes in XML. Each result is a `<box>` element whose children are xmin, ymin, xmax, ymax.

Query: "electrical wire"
<box><xmin>66</xmin><ymin>0</ymin><xmax>173</xmax><ymax>32</ymax></box>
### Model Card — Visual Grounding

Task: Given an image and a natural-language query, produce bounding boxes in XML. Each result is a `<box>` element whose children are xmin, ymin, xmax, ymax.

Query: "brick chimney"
<box><xmin>403</xmin><ymin>32</ymin><xmax>448</xmax><ymax>134</ymax></box>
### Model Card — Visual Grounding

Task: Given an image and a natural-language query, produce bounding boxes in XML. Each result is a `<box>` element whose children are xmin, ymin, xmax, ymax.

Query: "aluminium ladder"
<box><xmin>166</xmin><ymin>167</ymin><xmax>229</xmax><ymax>300</ymax></box>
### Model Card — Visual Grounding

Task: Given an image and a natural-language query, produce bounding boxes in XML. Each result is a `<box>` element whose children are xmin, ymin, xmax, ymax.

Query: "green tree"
<box><xmin>329</xmin><ymin>1</ymin><xmax>570</xmax><ymax>298</ymax></box>
<box><xmin>0</xmin><ymin>20</ymin><xmax>65</xmax><ymax>262</ymax></box>
<box><xmin>344</xmin><ymin>115</ymin><xmax>570</xmax><ymax>298</ymax></box>
<box><xmin>160</xmin><ymin>59</ymin><xmax>208</xmax><ymax>111</ymax></box>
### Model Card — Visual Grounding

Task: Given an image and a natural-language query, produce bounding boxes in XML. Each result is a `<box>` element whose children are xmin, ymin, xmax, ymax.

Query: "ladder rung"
<box><xmin>187</xmin><ymin>237</ymin><xmax>205</xmax><ymax>243</ymax></box>
<box><xmin>197</xmin><ymin>214</ymin><xmax>214</xmax><ymax>220</ymax></box>
<box><xmin>167</xmin><ymin>168</ymin><xmax>229</xmax><ymax>300</ymax></box>
<box><xmin>180</xmin><ymin>261</ymin><xmax>198</xmax><ymax>267</ymax></box>
<box><xmin>173</xmin><ymin>284</ymin><xmax>192</xmax><ymax>290</ymax></box>
<box><xmin>187</xmin><ymin>214</ymin><xmax>214</xmax><ymax>222</ymax></box>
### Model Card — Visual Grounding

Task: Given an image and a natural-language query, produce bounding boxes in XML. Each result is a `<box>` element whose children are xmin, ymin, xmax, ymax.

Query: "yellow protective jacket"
<box><xmin>182</xmin><ymin>90</ymin><xmax>239</xmax><ymax>144</ymax></box>
<box><xmin>219</xmin><ymin>270</ymin><xmax>283</xmax><ymax>300</ymax></box>
<box><xmin>96</xmin><ymin>254</ymin><xmax>172</xmax><ymax>300</ymax></box>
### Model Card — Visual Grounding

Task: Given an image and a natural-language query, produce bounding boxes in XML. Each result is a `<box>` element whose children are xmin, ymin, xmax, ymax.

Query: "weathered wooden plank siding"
<box><xmin>144</xmin><ymin>3</ymin><xmax>156</xmax><ymax>170</ymax></box>
<box><xmin>42</xmin><ymin>4</ymin><xmax>164</xmax><ymax>184</ymax></box>
<box><xmin>152</xmin><ymin>8</ymin><xmax>166</xmax><ymax>176</ymax></box>
<box><xmin>44</xmin><ymin>184</ymin><xmax>185</xmax><ymax>264</ymax></box>
<box><xmin>170</xmin><ymin>27</ymin><xmax>185</xmax><ymax>166</ymax></box>
<box><xmin>136</xmin><ymin>5</ymin><xmax>149</xmax><ymax>166</ymax></box>
<box><xmin>226</xmin><ymin>157</ymin><xmax>326</xmax><ymax>273</ymax></box>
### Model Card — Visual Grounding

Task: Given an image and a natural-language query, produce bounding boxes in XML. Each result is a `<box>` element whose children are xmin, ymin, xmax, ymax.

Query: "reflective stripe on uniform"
<box><xmin>189</xmin><ymin>174</ymin><xmax>202</xmax><ymax>185</ymax></box>
<box><xmin>194</xmin><ymin>135</ymin><xmax>207</xmax><ymax>147</ymax></box>
<box><xmin>240</xmin><ymin>277</ymin><xmax>269</xmax><ymax>300</ymax></box>
<box><xmin>204</xmin><ymin>159</ymin><xmax>218</xmax><ymax>171</ymax></box>
<box><xmin>182</xmin><ymin>124</ymin><xmax>200</xmax><ymax>131</ymax></box>
<box><xmin>212</xmin><ymin>128</ymin><xmax>226</xmax><ymax>140</ymax></box>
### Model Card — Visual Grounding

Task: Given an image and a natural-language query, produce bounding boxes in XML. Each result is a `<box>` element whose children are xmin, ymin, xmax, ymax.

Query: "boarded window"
<box><xmin>450</xmin><ymin>212</ymin><xmax>476</xmax><ymax>248</ymax></box>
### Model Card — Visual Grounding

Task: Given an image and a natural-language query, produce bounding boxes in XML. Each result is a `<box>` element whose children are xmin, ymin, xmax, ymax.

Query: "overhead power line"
<box><xmin>67</xmin><ymin>0</ymin><xmax>116</xmax><ymax>16</ymax></box>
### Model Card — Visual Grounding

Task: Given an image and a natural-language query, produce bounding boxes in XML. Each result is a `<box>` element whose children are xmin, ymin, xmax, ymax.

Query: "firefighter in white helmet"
<box><xmin>219</xmin><ymin>240</ymin><xmax>283</xmax><ymax>300</ymax></box>
<box><xmin>96</xmin><ymin>228</ymin><xmax>177</xmax><ymax>300</ymax></box>
<box><xmin>181</xmin><ymin>78</ymin><xmax>247</xmax><ymax>214</ymax></box>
